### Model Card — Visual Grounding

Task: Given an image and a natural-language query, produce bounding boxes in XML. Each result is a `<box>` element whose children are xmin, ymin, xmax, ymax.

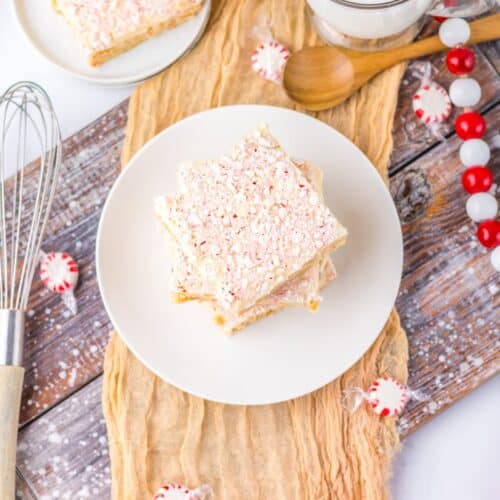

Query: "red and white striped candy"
<box><xmin>367</xmin><ymin>376</ymin><xmax>409</xmax><ymax>417</ymax></box>
<box><xmin>251</xmin><ymin>40</ymin><xmax>290</xmax><ymax>83</ymax></box>
<box><xmin>154</xmin><ymin>483</ymin><xmax>210</xmax><ymax>500</ymax></box>
<box><xmin>412</xmin><ymin>82</ymin><xmax>451</xmax><ymax>124</ymax></box>
<box><xmin>40</xmin><ymin>252</ymin><xmax>78</xmax><ymax>294</ymax></box>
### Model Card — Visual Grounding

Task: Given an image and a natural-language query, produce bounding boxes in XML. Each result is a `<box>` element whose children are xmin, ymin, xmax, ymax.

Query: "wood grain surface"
<box><xmin>394</xmin><ymin>105</ymin><xmax>500</xmax><ymax>435</ymax></box>
<box><xmin>18</xmin><ymin>104</ymin><xmax>126</xmax><ymax>426</ymax></box>
<box><xmin>481</xmin><ymin>40</ymin><xmax>500</xmax><ymax>73</ymax></box>
<box><xmin>11</xmin><ymin>40</ymin><xmax>500</xmax><ymax>498</ymax></box>
<box><xmin>390</xmin><ymin>46</ymin><xmax>499</xmax><ymax>171</ymax></box>
<box><xmin>15</xmin><ymin>472</ymin><xmax>36</xmax><ymax>500</ymax></box>
<box><xmin>17</xmin><ymin>378</ymin><xmax>109</xmax><ymax>499</ymax></box>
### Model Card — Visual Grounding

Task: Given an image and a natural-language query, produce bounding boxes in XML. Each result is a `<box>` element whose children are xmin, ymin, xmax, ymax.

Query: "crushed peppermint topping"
<box><xmin>166</xmin><ymin>162</ymin><xmax>333</xmax><ymax>318</ymax></box>
<box><xmin>53</xmin><ymin>0</ymin><xmax>205</xmax><ymax>53</ymax></box>
<box><xmin>156</xmin><ymin>125</ymin><xmax>347</xmax><ymax>313</ymax></box>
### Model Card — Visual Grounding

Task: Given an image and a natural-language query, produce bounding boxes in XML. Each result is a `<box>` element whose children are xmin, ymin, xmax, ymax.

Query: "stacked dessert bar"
<box><xmin>155</xmin><ymin>125</ymin><xmax>347</xmax><ymax>334</ymax></box>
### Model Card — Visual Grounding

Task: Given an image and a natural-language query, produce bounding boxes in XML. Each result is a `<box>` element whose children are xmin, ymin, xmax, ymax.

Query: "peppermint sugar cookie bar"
<box><xmin>211</xmin><ymin>162</ymin><xmax>338</xmax><ymax>334</ymax></box>
<box><xmin>160</xmin><ymin>161</ymin><xmax>329</xmax><ymax>304</ymax></box>
<box><xmin>51</xmin><ymin>0</ymin><xmax>205</xmax><ymax>66</ymax></box>
<box><xmin>213</xmin><ymin>257</ymin><xmax>337</xmax><ymax>335</ymax></box>
<box><xmin>157</xmin><ymin>161</ymin><xmax>336</xmax><ymax>334</ymax></box>
<box><xmin>156</xmin><ymin>124</ymin><xmax>347</xmax><ymax>315</ymax></box>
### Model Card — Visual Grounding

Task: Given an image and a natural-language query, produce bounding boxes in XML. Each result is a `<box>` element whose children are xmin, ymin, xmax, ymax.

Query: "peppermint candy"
<box><xmin>367</xmin><ymin>377</ymin><xmax>409</xmax><ymax>417</ymax></box>
<box><xmin>412</xmin><ymin>82</ymin><xmax>451</xmax><ymax>124</ymax></box>
<box><xmin>40</xmin><ymin>251</ymin><xmax>79</xmax><ymax>314</ymax></box>
<box><xmin>342</xmin><ymin>376</ymin><xmax>428</xmax><ymax>418</ymax></box>
<box><xmin>153</xmin><ymin>483</ymin><xmax>212</xmax><ymax>500</ymax></box>
<box><xmin>251</xmin><ymin>40</ymin><xmax>290</xmax><ymax>84</ymax></box>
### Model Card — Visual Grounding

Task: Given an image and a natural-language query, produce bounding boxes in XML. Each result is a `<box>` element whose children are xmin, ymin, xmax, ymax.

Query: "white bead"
<box><xmin>466</xmin><ymin>193</ymin><xmax>498</xmax><ymax>222</ymax></box>
<box><xmin>439</xmin><ymin>18</ymin><xmax>470</xmax><ymax>47</ymax></box>
<box><xmin>459</xmin><ymin>139</ymin><xmax>491</xmax><ymax>166</ymax></box>
<box><xmin>449</xmin><ymin>78</ymin><xmax>481</xmax><ymax>107</ymax></box>
<box><xmin>490</xmin><ymin>247</ymin><xmax>500</xmax><ymax>272</ymax></box>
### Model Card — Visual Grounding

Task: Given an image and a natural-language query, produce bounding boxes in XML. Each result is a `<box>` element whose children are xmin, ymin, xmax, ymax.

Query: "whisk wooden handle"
<box><xmin>0</xmin><ymin>366</ymin><xmax>24</xmax><ymax>499</ymax></box>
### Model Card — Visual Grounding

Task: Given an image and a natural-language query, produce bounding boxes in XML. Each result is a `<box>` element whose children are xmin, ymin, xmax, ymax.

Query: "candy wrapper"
<box><xmin>411</xmin><ymin>62</ymin><xmax>451</xmax><ymax>139</ymax></box>
<box><xmin>153</xmin><ymin>483</ymin><xmax>212</xmax><ymax>500</ymax></box>
<box><xmin>342</xmin><ymin>376</ymin><xmax>429</xmax><ymax>417</ymax></box>
<box><xmin>39</xmin><ymin>250</ymin><xmax>79</xmax><ymax>315</ymax></box>
<box><xmin>250</xmin><ymin>18</ymin><xmax>290</xmax><ymax>84</ymax></box>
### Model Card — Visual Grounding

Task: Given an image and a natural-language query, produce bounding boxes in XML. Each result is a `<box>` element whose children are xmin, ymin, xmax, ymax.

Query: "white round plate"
<box><xmin>13</xmin><ymin>0</ymin><xmax>211</xmax><ymax>86</ymax></box>
<box><xmin>97</xmin><ymin>105</ymin><xmax>403</xmax><ymax>405</ymax></box>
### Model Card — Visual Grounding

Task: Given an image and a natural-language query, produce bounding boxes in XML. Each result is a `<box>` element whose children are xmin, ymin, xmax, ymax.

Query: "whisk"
<box><xmin>0</xmin><ymin>82</ymin><xmax>62</xmax><ymax>498</ymax></box>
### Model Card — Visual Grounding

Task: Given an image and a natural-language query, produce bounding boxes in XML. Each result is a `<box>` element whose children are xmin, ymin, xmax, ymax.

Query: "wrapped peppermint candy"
<box><xmin>342</xmin><ymin>376</ymin><xmax>429</xmax><ymax>417</ymax></box>
<box><xmin>39</xmin><ymin>251</ymin><xmax>79</xmax><ymax>315</ymax></box>
<box><xmin>153</xmin><ymin>483</ymin><xmax>212</xmax><ymax>500</ymax></box>
<box><xmin>250</xmin><ymin>18</ymin><xmax>290</xmax><ymax>84</ymax></box>
<box><xmin>412</xmin><ymin>62</ymin><xmax>451</xmax><ymax>126</ymax></box>
<box><xmin>251</xmin><ymin>41</ymin><xmax>290</xmax><ymax>84</ymax></box>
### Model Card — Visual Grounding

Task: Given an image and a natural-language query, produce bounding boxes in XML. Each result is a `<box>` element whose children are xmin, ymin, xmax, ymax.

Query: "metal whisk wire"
<box><xmin>0</xmin><ymin>81</ymin><xmax>62</xmax><ymax>311</ymax></box>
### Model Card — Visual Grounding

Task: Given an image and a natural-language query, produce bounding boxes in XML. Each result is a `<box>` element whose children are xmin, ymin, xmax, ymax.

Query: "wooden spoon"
<box><xmin>283</xmin><ymin>14</ymin><xmax>500</xmax><ymax>111</ymax></box>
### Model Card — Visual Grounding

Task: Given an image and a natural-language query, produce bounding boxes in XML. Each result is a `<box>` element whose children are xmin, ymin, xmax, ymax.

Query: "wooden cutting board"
<box><xmin>13</xmin><ymin>44</ymin><xmax>499</xmax><ymax>497</ymax></box>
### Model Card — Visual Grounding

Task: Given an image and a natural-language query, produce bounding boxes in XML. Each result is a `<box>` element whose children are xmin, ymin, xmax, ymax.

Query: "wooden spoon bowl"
<box><xmin>283</xmin><ymin>14</ymin><xmax>500</xmax><ymax>111</ymax></box>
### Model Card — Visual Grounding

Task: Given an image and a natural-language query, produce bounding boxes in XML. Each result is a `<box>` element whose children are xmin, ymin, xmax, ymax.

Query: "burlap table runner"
<box><xmin>103</xmin><ymin>1</ymin><xmax>409</xmax><ymax>498</ymax></box>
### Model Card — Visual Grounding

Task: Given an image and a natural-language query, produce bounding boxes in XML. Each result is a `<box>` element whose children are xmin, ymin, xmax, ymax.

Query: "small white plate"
<box><xmin>13</xmin><ymin>0</ymin><xmax>211</xmax><ymax>86</ymax></box>
<box><xmin>97</xmin><ymin>105</ymin><xmax>403</xmax><ymax>405</ymax></box>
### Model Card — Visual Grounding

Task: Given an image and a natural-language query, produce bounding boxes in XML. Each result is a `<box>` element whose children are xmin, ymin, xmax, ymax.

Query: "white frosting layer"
<box><xmin>54</xmin><ymin>0</ymin><xmax>204</xmax><ymax>53</ymax></box>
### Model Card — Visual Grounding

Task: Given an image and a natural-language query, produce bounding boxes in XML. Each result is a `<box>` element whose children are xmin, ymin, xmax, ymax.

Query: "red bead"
<box><xmin>455</xmin><ymin>112</ymin><xmax>486</xmax><ymax>140</ymax></box>
<box><xmin>446</xmin><ymin>47</ymin><xmax>476</xmax><ymax>75</ymax></box>
<box><xmin>477</xmin><ymin>220</ymin><xmax>500</xmax><ymax>249</ymax></box>
<box><xmin>433</xmin><ymin>16</ymin><xmax>447</xmax><ymax>23</ymax></box>
<box><xmin>462</xmin><ymin>166</ymin><xmax>494</xmax><ymax>194</ymax></box>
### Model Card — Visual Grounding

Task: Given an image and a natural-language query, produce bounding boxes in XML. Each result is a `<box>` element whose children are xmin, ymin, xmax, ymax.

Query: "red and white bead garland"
<box><xmin>437</xmin><ymin>17</ymin><xmax>500</xmax><ymax>271</ymax></box>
